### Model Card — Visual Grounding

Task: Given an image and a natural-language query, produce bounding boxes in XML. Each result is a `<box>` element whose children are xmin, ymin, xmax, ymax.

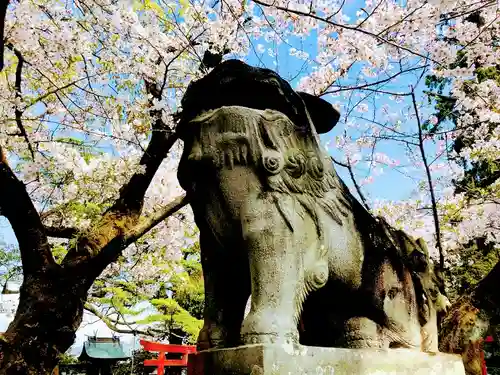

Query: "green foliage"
<box><xmin>89</xmin><ymin>229</ymin><xmax>204</xmax><ymax>344</ymax></box>
<box><xmin>51</xmin><ymin>244</ymin><xmax>68</xmax><ymax>264</ymax></box>
<box><xmin>477</xmin><ymin>66</ymin><xmax>500</xmax><ymax>86</ymax></box>
<box><xmin>163</xmin><ymin>231</ymin><xmax>204</xmax><ymax>342</ymax></box>
<box><xmin>170</xmin><ymin>239</ymin><xmax>204</xmax><ymax>321</ymax></box>
<box><xmin>54</xmin><ymin>137</ymin><xmax>103</xmax><ymax>163</ymax></box>
<box><xmin>90</xmin><ymin>281</ymin><xmax>148</xmax><ymax>318</ymax></box>
<box><xmin>58</xmin><ymin>353</ymin><xmax>79</xmax><ymax>365</ymax></box>
<box><xmin>146</xmin><ymin>234</ymin><xmax>204</xmax><ymax>343</ymax></box>
<box><xmin>454</xmin><ymin>158</ymin><xmax>500</xmax><ymax>198</ymax></box>
<box><xmin>425</xmin><ymin>75</ymin><xmax>450</xmax><ymax>95</ymax></box>
<box><xmin>67</xmin><ymin>201</ymin><xmax>109</xmax><ymax>219</ymax></box>
<box><xmin>171</xmin><ymin>275</ymin><xmax>204</xmax><ymax>321</ymax></box>
<box><xmin>0</xmin><ymin>245</ymin><xmax>21</xmax><ymax>286</ymax></box>
<box><xmin>146</xmin><ymin>297</ymin><xmax>202</xmax><ymax>341</ymax></box>
<box><xmin>425</xmin><ymin>18</ymin><xmax>500</xmax><ymax>198</ymax></box>
<box><xmin>447</xmin><ymin>237</ymin><xmax>500</xmax><ymax>301</ymax></box>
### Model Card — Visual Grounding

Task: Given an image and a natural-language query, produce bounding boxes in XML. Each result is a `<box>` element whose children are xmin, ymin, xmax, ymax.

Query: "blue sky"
<box><xmin>244</xmin><ymin>31</ymin><xmax>443</xmax><ymax>205</ymax></box>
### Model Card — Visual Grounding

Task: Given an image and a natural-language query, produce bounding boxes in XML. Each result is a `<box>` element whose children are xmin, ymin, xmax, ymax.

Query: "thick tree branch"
<box><xmin>411</xmin><ymin>90</ymin><xmax>444</xmax><ymax>271</ymax></box>
<box><xmin>84</xmin><ymin>303</ymin><xmax>159</xmax><ymax>337</ymax></box>
<box><xmin>0</xmin><ymin>0</ymin><xmax>9</xmax><ymax>72</ymax></box>
<box><xmin>0</xmin><ymin>144</ymin><xmax>55</xmax><ymax>274</ymax></box>
<box><xmin>12</xmin><ymin>48</ymin><xmax>35</xmax><ymax>159</ymax></box>
<box><xmin>90</xmin><ymin>194</ymin><xmax>188</xmax><ymax>276</ymax></box>
<box><xmin>39</xmin><ymin>203</ymin><xmax>71</xmax><ymax>221</ymax></box>
<box><xmin>127</xmin><ymin>194</ymin><xmax>188</xmax><ymax>240</ymax></box>
<box><xmin>63</xmin><ymin>80</ymin><xmax>179</xmax><ymax>267</ymax></box>
<box><xmin>44</xmin><ymin>225</ymin><xmax>78</xmax><ymax>239</ymax></box>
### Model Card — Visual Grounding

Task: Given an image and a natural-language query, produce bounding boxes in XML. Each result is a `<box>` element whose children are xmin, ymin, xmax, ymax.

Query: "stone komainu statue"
<box><xmin>176</xmin><ymin>60</ymin><xmax>449</xmax><ymax>352</ymax></box>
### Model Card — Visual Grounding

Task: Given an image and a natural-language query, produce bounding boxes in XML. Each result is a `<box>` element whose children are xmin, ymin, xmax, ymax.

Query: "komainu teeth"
<box><xmin>241</xmin><ymin>144</ymin><xmax>249</xmax><ymax>163</ymax></box>
<box><xmin>234</xmin><ymin>148</ymin><xmax>241</xmax><ymax>163</ymax></box>
<box><xmin>226</xmin><ymin>150</ymin><xmax>234</xmax><ymax>168</ymax></box>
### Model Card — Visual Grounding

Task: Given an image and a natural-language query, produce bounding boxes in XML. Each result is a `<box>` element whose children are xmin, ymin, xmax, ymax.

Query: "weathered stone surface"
<box><xmin>188</xmin><ymin>344</ymin><xmax>466</xmax><ymax>375</ymax></box>
<box><xmin>176</xmin><ymin>59</ymin><xmax>449</xmax><ymax>352</ymax></box>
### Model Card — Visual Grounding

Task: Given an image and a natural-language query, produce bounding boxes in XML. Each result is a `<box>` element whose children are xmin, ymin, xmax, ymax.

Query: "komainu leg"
<box><xmin>240</xmin><ymin>197</ymin><xmax>308</xmax><ymax>345</ymax></box>
<box><xmin>197</xmin><ymin>230</ymin><xmax>250</xmax><ymax>350</ymax></box>
<box><xmin>342</xmin><ymin>317</ymin><xmax>383</xmax><ymax>348</ymax></box>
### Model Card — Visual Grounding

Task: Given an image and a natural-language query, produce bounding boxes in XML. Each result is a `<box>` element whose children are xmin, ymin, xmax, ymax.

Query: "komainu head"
<box><xmin>176</xmin><ymin>60</ymin><xmax>343</xmax><ymax>200</ymax></box>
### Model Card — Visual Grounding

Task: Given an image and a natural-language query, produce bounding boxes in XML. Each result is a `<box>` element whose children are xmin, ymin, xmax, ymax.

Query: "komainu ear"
<box><xmin>297</xmin><ymin>91</ymin><xmax>340</xmax><ymax>134</ymax></box>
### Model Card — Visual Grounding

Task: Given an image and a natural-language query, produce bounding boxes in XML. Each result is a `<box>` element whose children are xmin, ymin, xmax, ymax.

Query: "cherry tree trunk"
<box><xmin>0</xmin><ymin>267</ymin><xmax>87</xmax><ymax>375</ymax></box>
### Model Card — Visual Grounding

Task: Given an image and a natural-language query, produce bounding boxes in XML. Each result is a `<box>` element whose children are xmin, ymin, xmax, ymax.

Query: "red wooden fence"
<box><xmin>139</xmin><ymin>339</ymin><xmax>197</xmax><ymax>375</ymax></box>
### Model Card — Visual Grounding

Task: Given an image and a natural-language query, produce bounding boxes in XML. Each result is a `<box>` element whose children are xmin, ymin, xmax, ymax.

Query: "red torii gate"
<box><xmin>140</xmin><ymin>339</ymin><xmax>197</xmax><ymax>375</ymax></box>
<box><xmin>481</xmin><ymin>336</ymin><xmax>494</xmax><ymax>375</ymax></box>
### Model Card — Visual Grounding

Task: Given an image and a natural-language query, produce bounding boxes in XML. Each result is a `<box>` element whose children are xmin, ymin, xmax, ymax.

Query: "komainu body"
<box><xmin>176</xmin><ymin>60</ymin><xmax>448</xmax><ymax>352</ymax></box>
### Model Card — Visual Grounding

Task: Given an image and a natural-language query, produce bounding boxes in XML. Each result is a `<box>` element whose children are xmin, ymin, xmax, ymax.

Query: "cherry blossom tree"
<box><xmin>0</xmin><ymin>0</ymin><xmax>498</xmax><ymax>374</ymax></box>
<box><xmin>0</xmin><ymin>0</ymin><xmax>245</xmax><ymax>372</ymax></box>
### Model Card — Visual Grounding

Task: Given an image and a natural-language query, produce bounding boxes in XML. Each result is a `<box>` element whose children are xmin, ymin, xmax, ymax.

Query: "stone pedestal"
<box><xmin>188</xmin><ymin>344</ymin><xmax>465</xmax><ymax>375</ymax></box>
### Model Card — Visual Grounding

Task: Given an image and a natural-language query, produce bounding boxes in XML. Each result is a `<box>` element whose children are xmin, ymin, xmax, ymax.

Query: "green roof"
<box><xmin>79</xmin><ymin>338</ymin><xmax>129</xmax><ymax>360</ymax></box>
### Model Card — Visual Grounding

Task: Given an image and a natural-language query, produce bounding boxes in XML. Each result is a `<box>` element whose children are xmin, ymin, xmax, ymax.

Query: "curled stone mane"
<box><xmin>185</xmin><ymin>105</ymin><xmax>351</xmax><ymax>229</ymax></box>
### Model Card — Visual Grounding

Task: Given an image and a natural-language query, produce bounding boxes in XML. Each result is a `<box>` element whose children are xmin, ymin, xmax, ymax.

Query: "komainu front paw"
<box><xmin>242</xmin><ymin>332</ymin><xmax>299</xmax><ymax>345</ymax></box>
<box><xmin>241</xmin><ymin>311</ymin><xmax>299</xmax><ymax>345</ymax></box>
<box><xmin>342</xmin><ymin>317</ymin><xmax>382</xmax><ymax>349</ymax></box>
<box><xmin>197</xmin><ymin>324</ymin><xmax>226</xmax><ymax>351</ymax></box>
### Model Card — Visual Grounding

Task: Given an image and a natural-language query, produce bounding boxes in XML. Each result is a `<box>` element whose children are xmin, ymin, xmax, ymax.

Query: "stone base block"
<box><xmin>188</xmin><ymin>344</ymin><xmax>465</xmax><ymax>375</ymax></box>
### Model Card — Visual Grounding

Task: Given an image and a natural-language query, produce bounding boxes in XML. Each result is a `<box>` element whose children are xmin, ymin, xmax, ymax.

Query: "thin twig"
<box><xmin>411</xmin><ymin>88</ymin><xmax>444</xmax><ymax>270</ymax></box>
<box><xmin>331</xmin><ymin>156</ymin><xmax>370</xmax><ymax>211</ymax></box>
<box><xmin>321</xmin><ymin>65</ymin><xmax>428</xmax><ymax>96</ymax></box>
<box><xmin>84</xmin><ymin>303</ymin><xmax>159</xmax><ymax>337</ymax></box>
<box><xmin>252</xmin><ymin>0</ymin><xmax>443</xmax><ymax>66</ymax></box>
